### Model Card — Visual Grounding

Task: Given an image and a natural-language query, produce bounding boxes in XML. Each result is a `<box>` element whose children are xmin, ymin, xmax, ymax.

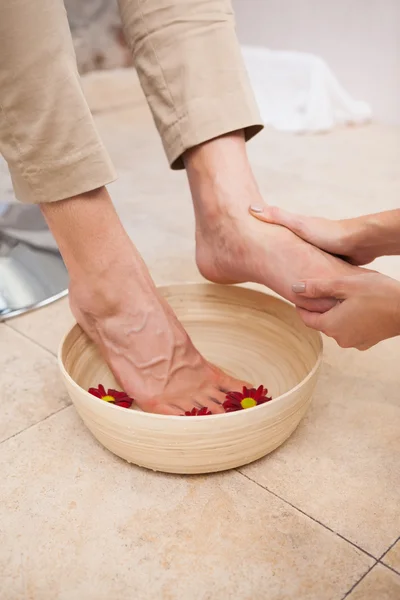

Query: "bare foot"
<box><xmin>69</xmin><ymin>248</ymin><xmax>248</xmax><ymax>416</ymax></box>
<box><xmin>184</xmin><ymin>131</ymin><xmax>363</xmax><ymax>312</ymax></box>
<box><xmin>42</xmin><ymin>188</ymin><xmax>247</xmax><ymax>416</ymax></box>
<box><xmin>196</xmin><ymin>210</ymin><xmax>361</xmax><ymax>312</ymax></box>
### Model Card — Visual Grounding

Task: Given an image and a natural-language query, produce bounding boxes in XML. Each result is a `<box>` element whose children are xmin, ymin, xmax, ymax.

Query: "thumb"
<box><xmin>292</xmin><ymin>279</ymin><xmax>348</xmax><ymax>300</ymax></box>
<box><xmin>296</xmin><ymin>307</ymin><xmax>327</xmax><ymax>331</ymax></box>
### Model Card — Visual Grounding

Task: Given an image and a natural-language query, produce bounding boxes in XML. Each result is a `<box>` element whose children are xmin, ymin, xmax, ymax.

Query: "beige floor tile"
<box><xmin>7</xmin><ymin>298</ymin><xmax>74</xmax><ymax>356</ymax></box>
<box><xmin>82</xmin><ymin>67</ymin><xmax>144</xmax><ymax>114</ymax></box>
<box><xmin>382</xmin><ymin>541</ymin><xmax>400</xmax><ymax>574</ymax></box>
<box><xmin>0</xmin><ymin>325</ymin><xmax>69</xmax><ymax>443</ymax></box>
<box><xmin>241</xmin><ymin>335</ymin><xmax>400</xmax><ymax>557</ymax></box>
<box><xmin>250</xmin><ymin>169</ymin><xmax>388</xmax><ymax>220</ymax></box>
<box><xmin>0</xmin><ymin>407</ymin><xmax>372</xmax><ymax>600</ymax></box>
<box><xmin>95</xmin><ymin>104</ymin><xmax>158</xmax><ymax>172</ymax></box>
<box><xmin>150</xmin><ymin>252</ymin><xmax>204</xmax><ymax>288</ymax></box>
<box><xmin>248</xmin><ymin>124</ymin><xmax>400</xmax><ymax>200</ymax></box>
<box><xmin>346</xmin><ymin>564</ymin><xmax>400</xmax><ymax>600</ymax></box>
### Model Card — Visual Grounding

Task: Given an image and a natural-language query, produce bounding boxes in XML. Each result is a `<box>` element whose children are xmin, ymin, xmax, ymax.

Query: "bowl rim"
<box><xmin>58</xmin><ymin>286</ymin><xmax>323</xmax><ymax>421</ymax></box>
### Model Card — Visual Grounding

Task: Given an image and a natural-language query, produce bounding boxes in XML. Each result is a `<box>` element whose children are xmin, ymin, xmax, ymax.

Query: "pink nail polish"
<box><xmin>292</xmin><ymin>283</ymin><xmax>306</xmax><ymax>293</ymax></box>
<box><xmin>249</xmin><ymin>205</ymin><xmax>264</xmax><ymax>213</ymax></box>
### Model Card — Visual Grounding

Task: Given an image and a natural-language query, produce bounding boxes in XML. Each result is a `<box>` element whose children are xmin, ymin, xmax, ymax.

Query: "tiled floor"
<box><xmin>1</xmin><ymin>70</ymin><xmax>400</xmax><ymax>599</ymax></box>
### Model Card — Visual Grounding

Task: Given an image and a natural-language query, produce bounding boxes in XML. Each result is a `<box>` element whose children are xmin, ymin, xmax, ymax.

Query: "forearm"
<box><xmin>349</xmin><ymin>210</ymin><xmax>400</xmax><ymax>258</ymax></box>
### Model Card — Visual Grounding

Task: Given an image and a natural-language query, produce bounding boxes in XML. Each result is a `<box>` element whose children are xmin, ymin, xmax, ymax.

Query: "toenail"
<box><xmin>249</xmin><ymin>205</ymin><xmax>264</xmax><ymax>213</ymax></box>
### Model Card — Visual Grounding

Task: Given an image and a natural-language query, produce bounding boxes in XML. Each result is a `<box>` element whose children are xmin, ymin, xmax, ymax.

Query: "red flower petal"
<box><xmin>88</xmin><ymin>385</ymin><xmax>135</xmax><ymax>408</ymax></box>
<box><xmin>114</xmin><ymin>399</ymin><xmax>133</xmax><ymax>409</ymax></box>
<box><xmin>108</xmin><ymin>389</ymin><xmax>129</xmax><ymax>400</ymax></box>
<box><xmin>257</xmin><ymin>394</ymin><xmax>272</xmax><ymax>405</ymax></box>
<box><xmin>184</xmin><ymin>408</ymin><xmax>197</xmax><ymax>416</ymax></box>
<box><xmin>184</xmin><ymin>407</ymin><xmax>212</xmax><ymax>416</ymax></box>
<box><xmin>226</xmin><ymin>391</ymin><xmax>244</xmax><ymax>402</ymax></box>
<box><xmin>254</xmin><ymin>385</ymin><xmax>264</xmax><ymax>400</ymax></box>
<box><xmin>242</xmin><ymin>386</ymin><xmax>251</xmax><ymax>397</ymax></box>
<box><xmin>222</xmin><ymin>398</ymin><xmax>242</xmax><ymax>412</ymax></box>
<box><xmin>224</xmin><ymin>385</ymin><xmax>273</xmax><ymax>412</ymax></box>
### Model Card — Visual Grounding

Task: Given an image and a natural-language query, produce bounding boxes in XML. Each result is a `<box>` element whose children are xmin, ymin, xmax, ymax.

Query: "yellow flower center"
<box><xmin>240</xmin><ymin>397</ymin><xmax>257</xmax><ymax>409</ymax></box>
<box><xmin>102</xmin><ymin>395</ymin><xmax>115</xmax><ymax>403</ymax></box>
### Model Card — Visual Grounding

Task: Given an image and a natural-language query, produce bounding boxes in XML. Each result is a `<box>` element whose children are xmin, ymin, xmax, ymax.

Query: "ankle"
<box><xmin>184</xmin><ymin>131</ymin><xmax>261</xmax><ymax>224</ymax></box>
<box><xmin>41</xmin><ymin>187</ymin><xmax>133</xmax><ymax>278</ymax></box>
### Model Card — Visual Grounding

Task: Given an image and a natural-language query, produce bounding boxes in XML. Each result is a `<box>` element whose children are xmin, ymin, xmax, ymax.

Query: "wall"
<box><xmin>65</xmin><ymin>0</ymin><xmax>400</xmax><ymax>124</ymax></box>
<box><xmin>233</xmin><ymin>0</ymin><xmax>400</xmax><ymax>124</ymax></box>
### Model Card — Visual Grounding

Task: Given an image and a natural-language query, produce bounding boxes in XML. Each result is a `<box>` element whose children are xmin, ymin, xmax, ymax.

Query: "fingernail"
<box><xmin>292</xmin><ymin>282</ymin><xmax>306</xmax><ymax>293</ymax></box>
<box><xmin>249</xmin><ymin>205</ymin><xmax>264</xmax><ymax>213</ymax></box>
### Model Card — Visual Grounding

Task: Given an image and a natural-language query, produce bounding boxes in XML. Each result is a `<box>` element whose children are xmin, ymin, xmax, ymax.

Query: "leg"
<box><xmin>0</xmin><ymin>0</ymin><xmax>245</xmax><ymax>414</ymax></box>
<box><xmin>0</xmin><ymin>0</ymin><xmax>115</xmax><ymax>203</ymax></box>
<box><xmin>119</xmin><ymin>0</ymin><xmax>360</xmax><ymax>312</ymax></box>
<box><xmin>44</xmin><ymin>189</ymin><xmax>246</xmax><ymax>415</ymax></box>
<box><xmin>185</xmin><ymin>132</ymin><xmax>360</xmax><ymax>312</ymax></box>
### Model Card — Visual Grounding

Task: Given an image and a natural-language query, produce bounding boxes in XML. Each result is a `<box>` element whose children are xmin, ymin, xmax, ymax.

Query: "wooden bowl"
<box><xmin>59</xmin><ymin>284</ymin><xmax>322</xmax><ymax>474</ymax></box>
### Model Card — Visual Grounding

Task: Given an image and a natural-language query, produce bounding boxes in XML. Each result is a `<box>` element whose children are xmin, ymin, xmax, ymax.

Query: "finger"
<box><xmin>294</xmin><ymin>294</ymin><xmax>337</xmax><ymax>314</ymax></box>
<box><xmin>296</xmin><ymin>307</ymin><xmax>327</xmax><ymax>331</ymax></box>
<box><xmin>298</xmin><ymin>302</ymin><xmax>352</xmax><ymax>345</ymax></box>
<box><xmin>249</xmin><ymin>205</ymin><xmax>304</xmax><ymax>234</ymax></box>
<box><xmin>292</xmin><ymin>279</ymin><xmax>348</xmax><ymax>300</ymax></box>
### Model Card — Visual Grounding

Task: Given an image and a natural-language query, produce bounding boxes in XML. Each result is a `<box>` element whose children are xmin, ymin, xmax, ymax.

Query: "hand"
<box><xmin>249</xmin><ymin>205</ymin><xmax>378</xmax><ymax>266</ymax></box>
<box><xmin>292</xmin><ymin>272</ymin><xmax>400</xmax><ymax>350</ymax></box>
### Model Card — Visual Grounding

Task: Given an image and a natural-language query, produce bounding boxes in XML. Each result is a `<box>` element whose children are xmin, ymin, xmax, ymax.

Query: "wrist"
<box><xmin>340</xmin><ymin>214</ymin><xmax>397</xmax><ymax>263</ymax></box>
<box><xmin>337</xmin><ymin>216</ymin><xmax>376</xmax><ymax>261</ymax></box>
<box><xmin>360</xmin><ymin>211</ymin><xmax>400</xmax><ymax>257</ymax></box>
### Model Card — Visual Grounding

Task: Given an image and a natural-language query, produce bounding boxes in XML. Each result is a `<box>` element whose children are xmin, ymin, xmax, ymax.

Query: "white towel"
<box><xmin>241</xmin><ymin>46</ymin><xmax>372</xmax><ymax>133</ymax></box>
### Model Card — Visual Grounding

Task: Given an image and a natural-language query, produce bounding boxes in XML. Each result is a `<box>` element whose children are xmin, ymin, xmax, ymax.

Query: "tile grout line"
<box><xmin>2</xmin><ymin>323</ymin><xmax>72</xmax><ymax>447</ymax></box>
<box><xmin>238</xmin><ymin>472</ymin><xmax>400</xmax><ymax>596</ymax></box>
<box><xmin>237</xmin><ymin>470</ymin><xmax>377</xmax><ymax>561</ymax></box>
<box><xmin>0</xmin><ymin>404</ymin><xmax>71</xmax><ymax>446</ymax></box>
<box><xmin>378</xmin><ymin>534</ymin><xmax>400</xmax><ymax>561</ymax></box>
<box><xmin>341</xmin><ymin>561</ymin><xmax>378</xmax><ymax>599</ymax></box>
<box><xmin>378</xmin><ymin>562</ymin><xmax>400</xmax><ymax>577</ymax></box>
<box><xmin>4</xmin><ymin>322</ymin><xmax>58</xmax><ymax>358</ymax></box>
<box><xmin>377</xmin><ymin>534</ymin><xmax>400</xmax><ymax>576</ymax></box>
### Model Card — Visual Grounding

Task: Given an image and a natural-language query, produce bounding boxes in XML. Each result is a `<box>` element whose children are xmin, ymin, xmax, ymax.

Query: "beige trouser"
<box><xmin>0</xmin><ymin>0</ymin><xmax>263</xmax><ymax>204</ymax></box>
